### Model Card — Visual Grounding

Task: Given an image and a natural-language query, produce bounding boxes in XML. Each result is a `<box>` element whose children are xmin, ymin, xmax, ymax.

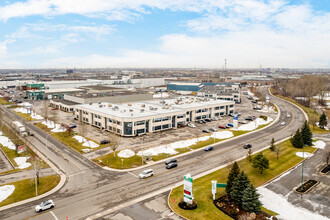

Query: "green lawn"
<box><xmin>168</xmin><ymin>139</ymin><xmax>317</xmax><ymax>220</ymax></box>
<box><xmin>0</xmin><ymin>175</ymin><xmax>60</xmax><ymax>207</ymax></box>
<box><xmin>35</xmin><ymin>122</ymin><xmax>102</xmax><ymax>154</ymax></box>
<box><xmin>15</xmin><ymin>112</ymin><xmax>34</xmax><ymax>121</ymax></box>
<box><xmin>152</xmin><ymin>148</ymin><xmax>191</xmax><ymax>161</ymax></box>
<box><xmin>94</xmin><ymin>152</ymin><xmax>144</xmax><ymax>169</ymax></box>
<box><xmin>0</xmin><ymin>98</ymin><xmax>11</xmax><ymax>105</ymax></box>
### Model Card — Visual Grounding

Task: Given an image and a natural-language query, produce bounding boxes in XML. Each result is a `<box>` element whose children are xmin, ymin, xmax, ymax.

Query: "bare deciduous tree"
<box><xmin>43</xmin><ymin>100</ymin><xmax>49</xmax><ymax>121</ymax></box>
<box><xmin>324</xmin><ymin>149</ymin><xmax>330</xmax><ymax>166</ymax></box>
<box><xmin>78</xmin><ymin>120</ymin><xmax>88</xmax><ymax>137</ymax></box>
<box><xmin>109</xmin><ymin>133</ymin><xmax>121</xmax><ymax>157</ymax></box>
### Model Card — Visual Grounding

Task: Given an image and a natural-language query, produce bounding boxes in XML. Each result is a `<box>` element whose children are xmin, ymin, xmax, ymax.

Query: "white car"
<box><xmin>287</xmin><ymin>114</ymin><xmax>291</xmax><ymax>118</ymax></box>
<box><xmin>139</xmin><ymin>169</ymin><xmax>154</xmax><ymax>179</ymax></box>
<box><xmin>35</xmin><ymin>200</ymin><xmax>55</xmax><ymax>212</ymax></box>
<box><xmin>188</xmin><ymin>123</ymin><xmax>196</xmax><ymax>128</ymax></box>
<box><xmin>281</xmin><ymin>121</ymin><xmax>286</xmax><ymax>126</ymax></box>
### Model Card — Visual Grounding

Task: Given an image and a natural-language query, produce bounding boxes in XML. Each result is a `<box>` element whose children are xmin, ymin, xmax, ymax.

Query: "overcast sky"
<box><xmin>0</xmin><ymin>0</ymin><xmax>330</xmax><ymax>69</ymax></box>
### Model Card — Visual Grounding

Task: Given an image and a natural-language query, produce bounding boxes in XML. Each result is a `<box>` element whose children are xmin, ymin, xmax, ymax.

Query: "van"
<box><xmin>139</xmin><ymin>169</ymin><xmax>154</xmax><ymax>179</ymax></box>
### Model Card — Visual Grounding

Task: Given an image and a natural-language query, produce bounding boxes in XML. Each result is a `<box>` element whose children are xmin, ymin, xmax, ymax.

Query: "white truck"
<box><xmin>12</xmin><ymin>121</ymin><xmax>28</xmax><ymax>137</ymax></box>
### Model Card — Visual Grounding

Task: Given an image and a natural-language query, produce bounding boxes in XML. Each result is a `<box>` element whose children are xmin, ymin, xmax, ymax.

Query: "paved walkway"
<box><xmin>0</xmin><ymin>167</ymin><xmax>55</xmax><ymax>185</ymax></box>
<box><xmin>263</xmin><ymin>133</ymin><xmax>330</xmax><ymax>218</ymax></box>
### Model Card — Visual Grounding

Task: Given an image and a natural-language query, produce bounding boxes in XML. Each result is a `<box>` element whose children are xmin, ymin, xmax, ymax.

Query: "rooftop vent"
<box><xmin>108</xmin><ymin>104</ymin><xmax>112</xmax><ymax>107</ymax></box>
<box><xmin>99</xmin><ymin>105</ymin><xmax>102</xmax><ymax>108</ymax></box>
<box><xmin>141</xmin><ymin>104</ymin><xmax>145</xmax><ymax>107</ymax></box>
<box><xmin>129</xmin><ymin>109</ymin><xmax>133</xmax><ymax>112</ymax></box>
<box><xmin>89</xmin><ymin>103</ymin><xmax>92</xmax><ymax>105</ymax></box>
<box><xmin>98</xmin><ymin>102</ymin><xmax>101</xmax><ymax>104</ymax></box>
<box><xmin>140</xmin><ymin>109</ymin><xmax>145</xmax><ymax>112</ymax></box>
<box><xmin>128</xmin><ymin>103</ymin><xmax>132</xmax><ymax>106</ymax></box>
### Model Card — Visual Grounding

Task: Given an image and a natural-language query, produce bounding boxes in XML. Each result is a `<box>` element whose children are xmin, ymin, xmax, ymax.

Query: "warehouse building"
<box><xmin>198</xmin><ymin>85</ymin><xmax>241</xmax><ymax>103</ymax></box>
<box><xmin>74</xmin><ymin>97</ymin><xmax>235</xmax><ymax>137</ymax></box>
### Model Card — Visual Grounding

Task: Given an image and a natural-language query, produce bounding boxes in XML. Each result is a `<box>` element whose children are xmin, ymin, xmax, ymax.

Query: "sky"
<box><xmin>0</xmin><ymin>0</ymin><xmax>330</xmax><ymax>69</ymax></box>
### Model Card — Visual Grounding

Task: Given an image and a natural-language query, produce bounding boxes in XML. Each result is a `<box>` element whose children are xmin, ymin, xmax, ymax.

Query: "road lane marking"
<box><xmin>68</xmin><ymin>170</ymin><xmax>85</xmax><ymax>178</ymax></box>
<box><xmin>127</xmin><ymin>171</ymin><xmax>138</xmax><ymax>178</ymax></box>
<box><xmin>53</xmin><ymin>148</ymin><xmax>82</xmax><ymax>170</ymax></box>
<box><xmin>50</xmin><ymin>211</ymin><xmax>58</xmax><ymax>220</ymax></box>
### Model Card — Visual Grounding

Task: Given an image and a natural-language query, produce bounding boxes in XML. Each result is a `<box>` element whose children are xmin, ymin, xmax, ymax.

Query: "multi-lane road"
<box><xmin>0</xmin><ymin>89</ymin><xmax>307</xmax><ymax>220</ymax></box>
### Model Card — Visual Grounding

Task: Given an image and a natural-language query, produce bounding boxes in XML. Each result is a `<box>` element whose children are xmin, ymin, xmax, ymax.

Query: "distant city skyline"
<box><xmin>0</xmin><ymin>0</ymin><xmax>330</xmax><ymax>69</ymax></box>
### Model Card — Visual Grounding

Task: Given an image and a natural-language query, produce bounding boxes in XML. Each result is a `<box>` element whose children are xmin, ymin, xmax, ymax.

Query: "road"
<box><xmin>0</xmin><ymin>89</ymin><xmax>307</xmax><ymax>220</ymax></box>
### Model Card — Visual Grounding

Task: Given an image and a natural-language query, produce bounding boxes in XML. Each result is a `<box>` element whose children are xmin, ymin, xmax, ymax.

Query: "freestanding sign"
<box><xmin>233</xmin><ymin>113</ymin><xmax>238</xmax><ymax>130</ymax></box>
<box><xmin>183</xmin><ymin>174</ymin><xmax>193</xmax><ymax>204</ymax></box>
<box><xmin>212</xmin><ymin>180</ymin><xmax>217</xmax><ymax>200</ymax></box>
<box><xmin>17</xmin><ymin>145</ymin><xmax>26</xmax><ymax>154</ymax></box>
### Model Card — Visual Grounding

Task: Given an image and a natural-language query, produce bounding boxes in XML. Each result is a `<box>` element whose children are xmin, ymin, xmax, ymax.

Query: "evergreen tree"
<box><xmin>301</xmin><ymin>121</ymin><xmax>312</xmax><ymax>146</ymax></box>
<box><xmin>319</xmin><ymin>112</ymin><xmax>327</xmax><ymax>129</ymax></box>
<box><xmin>230</xmin><ymin>171</ymin><xmax>250</xmax><ymax>206</ymax></box>
<box><xmin>225</xmin><ymin>161</ymin><xmax>240</xmax><ymax>198</ymax></box>
<box><xmin>252</xmin><ymin>153</ymin><xmax>269</xmax><ymax>174</ymax></box>
<box><xmin>290</xmin><ymin>129</ymin><xmax>304</xmax><ymax>148</ymax></box>
<box><xmin>242</xmin><ymin>183</ymin><xmax>262</xmax><ymax>214</ymax></box>
<box><xmin>269</xmin><ymin>138</ymin><xmax>276</xmax><ymax>151</ymax></box>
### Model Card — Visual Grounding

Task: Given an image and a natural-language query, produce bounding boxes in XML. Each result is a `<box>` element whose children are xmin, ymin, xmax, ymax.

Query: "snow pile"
<box><xmin>19</xmin><ymin>102</ymin><xmax>32</xmax><ymax>107</ymax></box>
<box><xmin>236</xmin><ymin>117</ymin><xmax>273</xmax><ymax>131</ymax></box>
<box><xmin>295</xmin><ymin>152</ymin><xmax>314</xmax><ymax>158</ymax></box>
<box><xmin>137</xmin><ymin>131</ymin><xmax>234</xmax><ymax>156</ymax></box>
<box><xmin>0</xmin><ymin>131</ymin><xmax>2</xmax><ymax>136</ymax></box>
<box><xmin>257</xmin><ymin>106</ymin><xmax>276</xmax><ymax>113</ymax></box>
<box><xmin>313</xmin><ymin>140</ymin><xmax>326</xmax><ymax>149</ymax></box>
<box><xmin>83</xmin><ymin>141</ymin><xmax>99</xmax><ymax>148</ymax></box>
<box><xmin>118</xmin><ymin>149</ymin><xmax>135</xmax><ymax>158</ymax></box>
<box><xmin>315</xmin><ymin>122</ymin><xmax>329</xmax><ymax>130</ymax></box>
<box><xmin>42</xmin><ymin>120</ymin><xmax>56</xmax><ymax>129</ymax></box>
<box><xmin>248</xmin><ymin>91</ymin><xmax>254</xmax><ymax>96</ymax></box>
<box><xmin>51</xmin><ymin>124</ymin><xmax>66</xmax><ymax>133</ymax></box>
<box><xmin>0</xmin><ymin>185</ymin><xmax>15</xmax><ymax>202</ymax></box>
<box><xmin>14</xmin><ymin>157</ymin><xmax>31</xmax><ymax>169</ymax></box>
<box><xmin>153</xmin><ymin>93</ymin><xmax>169</xmax><ymax>98</ymax></box>
<box><xmin>14</xmin><ymin>107</ymin><xmax>29</xmax><ymax>114</ymax></box>
<box><xmin>214</xmin><ymin>131</ymin><xmax>234</xmax><ymax>139</ymax></box>
<box><xmin>73</xmin><ymin>135</ymin><xmax>87</xmax><ymax>143</ymax></box>
<box><xmin>81</xmin><ymin>149</ymin><xmax>91</xmax><ymax>153</ymax></box>
<box><xmin>0</xmin><ymin>136</ymin><xmax>16</xmax><ymax>150</ymax></box>
<box><xmin>258</xmin><ymin>186</ymin><xmax>329</xmax><ymax>220</ymax></box>
<box><xmin>31</xmin><ymin>112</ymin><xmax>44</xmax><ymax>120</ymax></box>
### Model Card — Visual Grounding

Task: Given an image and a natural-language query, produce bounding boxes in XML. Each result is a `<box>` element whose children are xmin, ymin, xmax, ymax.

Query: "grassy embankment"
<box><xmin>0</xmin><ymin>175</ymin><xmax>60</xmax><ymax>207</ymax></box>
<box><xmin>169</xmin><ymin>139</ymin><xmax>317</xmax><ymax>220</ymax></box>
<box><xmin>0</xmin><ymin>98</ymin><xmax>11</xmax><ymax>105</ymax></box>
<box><xmin>35</xmin><ymin>122</ymin><xmax>105</xmax><ymax>154</ymax></box>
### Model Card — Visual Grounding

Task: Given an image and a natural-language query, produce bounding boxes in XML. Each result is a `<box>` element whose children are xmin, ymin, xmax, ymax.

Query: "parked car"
<box><xmin>100</xmin><ymin>140</ymin><xmax>110</xmax><ymax>145</ymax></box>
<box><xmin>209</xmin><ymin>127</ymin><xmax>217</xmax><ymax>132</ymax></box>
<box><xmin>51</xmin><ymin>108</ymin><xmax>58</xmax><ymax>110</ymax></box>
<box><xmin>211</xmin><ymin>117</ymin><xmax>217</xmax><ymax>121</ymax></box>
<box><xmin>35</xmin><ymin>200</ymin><xmax>55</xmax><ymax>212</ymax></box>
<box><xmin>205</xmin><ymin>118</ymin><xmax>212</xmax><ymax>122</ymax></box>
<box><xmin>281</xmin><ymin>121</ymin><xmax>286</xmax><ymax>126</ymax></box>
<box><xmin>165</xmin><ymin>158</ymin><xmax>177</xmax><ymax>165</ymax></box>
<box><xmin>226</xmin><ymin>123</ymin><xmax>234</xmax><ymax>127</ymax></box>
<box><xmin>139</xmin><ymin>169</ymin><xmax>154</xmax><ymax>179</ymax></box>
<box><xmin>202</xmin><ymin>129</ymin><xmax>210</xmax><ymax>133</ymax></box>
<box><xmin>204</xmin><ymin>146</ymin><xmax>214</xmax><ymax>151</ymax></box>
<box><xmin>218</xmin><ymin>125</ymin><xmax>226</xmax><ymax>129</ymax></box>
<box><xmin>69</xmin><ymin>124</ymin><xmax>77</xmax><ymax>129</ymax></box>
<box><xmin>243</xmin><ymin>144</ymin><xmax>252</xmax><ymax>149</ymax></box>
<box><xmin>286</xmin><ymin>114</ymin><xmax>291</xmax><ymax>118</ymax></box>
<box><xmin>166</xmin><ymin>162</ymin><xmax>178</xmax><ymax>169</ymax></box>
<box><xmin>251</xmin><ymin>100</ymin><xmax>257</xmax><ymax>103</ymax></box>
<box><xmin>247</xmin><ymin>96</ymin><xmax>252</xmax><ymax>100</ymax></box>
<box><xmin>239</xmin><ymin>121</ymin><xmax>247</xmax><ymax>124</ymax></box>
<box><xmin>187</xmin><ymin>123</ymin><xmax>196</xmax><ymax>128</ymax></box>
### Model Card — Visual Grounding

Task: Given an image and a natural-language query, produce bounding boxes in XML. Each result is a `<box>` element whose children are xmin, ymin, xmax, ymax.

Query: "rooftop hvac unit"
<box><xmin>162</xmin><ymin>106</ymin><xmax>169</xmax><ymax>109</ymax></box>
<box><xmin>93</xmin><ymin>94</ymin><xmax>97</xmax><ymax>97</ymax></box>
<box><xmin>98</xmin><ymin>102</ymin><xmax>101</xmax><ymax>104</ymax></box>
<box><xmin>129</xmin><ymin>109</ymin><xmax>133</xmax><ymax>112</ymax></box>
<box><xmin>153</xmin><ymin>107</ymin><xmax>158</xmax><ymax>111</ymax></box>
<box><xmin>108</xmin><ymin>104</ymin><xmax>112</xmax><ymax>107</ymax></box>
<box><xmin>89</xmin><ymin>103</ymin><xmax>92</xmax><ymax>105</ymax></box>
<box><xmin>128</xmin><ymin>103</ymin><xmax>132</xmax><ymax>106</ymax></box>
<box><xmin>99</xmin><ymin>105</ymin><xmax>102</xmax><ymax>108</ymax></box>
<box><xmin>149</xmin><ymin>106</ymin><xmax>153</xmax><ymax>110</ymax></box>
<box><xmin>141</xmin><ymin>104</ymin><xmax>145</xmax><ymax>107</ymax></box>
<box><xmin>140</xmin><ymin>109</ymin><xmax>144</xmax><ymax>112</ymax></box>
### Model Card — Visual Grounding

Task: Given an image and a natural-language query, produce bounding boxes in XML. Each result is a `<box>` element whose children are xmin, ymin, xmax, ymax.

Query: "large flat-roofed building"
<box><xmin>26</xmin><ymin>88</ymin><xmax>86</xmax><ymax>100</ymax></box>
<box><xmin>167</xmin><ymin>82</ymin><xmax>203</xmax><ymax>94</ymax></box>
<box><xmin>198</xmin><ymin>85</ymin><xmax>241</xmax><ymax>103</ymax></box>
<box><xmin>74</xmin><ymin>97</ymin><xmax>235</xmax><ymax>137</ymax></box>
<box><xmin>49</xmin><ymin>99</ymin><xmax>79</xmax><ymax>112</ymax></box>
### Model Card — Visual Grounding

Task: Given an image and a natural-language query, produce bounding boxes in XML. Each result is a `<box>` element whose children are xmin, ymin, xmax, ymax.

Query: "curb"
<box><xmin>101</xmin><ymin>101</ymin><xmax>281</xmax><ymax>172</ymax></box>
<box><xmin>0</xmin><ymin>146</ymin><xmax>15</xmax><ymax>170</ymax></box>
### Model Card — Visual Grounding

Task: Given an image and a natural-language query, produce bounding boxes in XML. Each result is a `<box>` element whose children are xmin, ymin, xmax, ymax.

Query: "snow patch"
<box><xmin>0</xmin><ymin>136</ymin><xmax>16</xmax><ymax>150</ymax></box>
<box><xmin>82</xmin><ymin>141</ymin><xmax>99</xmax><ymax>148</ymax></box>
<box><xmin>313</xmin><ymin>141</ymin><xmax>326</xmax><ymax>149</ymax></box>
<box><xmin>153</xmin><ymin>93</ymin><xmax>169</xmax><ymax>98</ymax></box>
<box><xmin>0</xmin><ymin>185</ymin><xmax>15</xmax><ymax>202</ymax></box>
<box><xmin>73</xmin><ymin>135</ymin><xmax>86</xmax><ymax>143</ymax></box>
<box><xmin>258</xmin><ymin>187</ymin><xmax>329</xmax><ymax>220</ymax></box>
<box><xmin>81</xmin><ymin>148</ymin><xmax>91</xmax><ymax>153</ymax></box>
<box><xmin>31</xmin><ymin>112</ymin><xmax>44</xmax><ymax>120</ymax></box>
<box><xmin>14</xmin><ymin>157</ymin><xmax>31</xmax><ymax>169</ymax></box>
<box><xmin>213</xmin><ymin>131</ymin><xmax>234</xmax><ymax>139</ymax></box>
<box><xmin>236</xmin><ymin>117</ymin><xmax>273</xmax><ymax>131</ymax></box>
<box><xmin>42</xmin><ymin>120</ymin><xmax>55</xmax><ymax>129</ymax></box>
<box><xmin>0</xmin><ymin>131</ymin><xmax>2</xmax><ymax>135</ymax></box>
<box><xmin>118</xmin><ymin>149</ymin><xmax>135</xmax><ymax>158</ymax></box>
<box><xmin>295</xmin><ymin>152</ymin><xmax>313</xmax><ymax>158</ymax></box>
<box><xmin>51</xmin><ymin>124</ymin><xmax>66</xmax><ymax>133</ymax></box>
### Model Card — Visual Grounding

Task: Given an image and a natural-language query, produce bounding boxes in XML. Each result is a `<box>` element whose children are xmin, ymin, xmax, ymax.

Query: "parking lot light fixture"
<box><xmin>121</xmin><ymin>159</ymin><xmax>124</xmax><ymax>168</ymax></box>
<box><xmin>213</xmin><ymin>132</ymin><xmax>215</xmax><ymax>144</ymax></box>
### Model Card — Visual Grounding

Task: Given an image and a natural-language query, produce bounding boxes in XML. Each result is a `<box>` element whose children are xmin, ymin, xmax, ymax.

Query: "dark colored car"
<box><xmin>204</xmin><ymin>118</ymin><xmax>212</xmax><ymax>122</ymax></box>
<box><xmin>245</xmin><ymin>117</ymin><xmax>253</xmax><ymax>121</ymax></box>
<box><xmin>218</xmin><ymin>125</ymin><xmax>226</xmax><ymax>129</ymax></box>
<box><xmin>203</xmin><ymin>129</ymin><xmax>210</xmax><ymax>133</ymax></box>
<box><xmin>100</xmin><ymin>140</ymin><xmax>110</xmax><ymax>145</ymax></box>
<box><xmin>226</xmin><ymin>123</ymin><xmax>234</xmax><ymax>127</ymax></box>
<box><xmin>204</xmin><ymin>146</ymin><xmax>214</xmax><ymax>151</ymax></box>
<box><xmin>69</xmin><ymin>124</ymin><xmax>77</xmax><ymax>128</ymax></box>
<box><xmin>166</xmin><ymin>162</ymin><xmax>178</xmax><ymax>169</ymax></box>
<box><xmin>243</xmin><ymin>144</ymin><xmax>252</xmax><ymax>149</ymax></box>
<box><xmin>209</xmin><ymin>127</ymin><xmax>217</xmax><ymax>132</ymax></box>
<box><xmin>251</xmin><ymin>100</ymin><xmax>257</xmax><ymax>103</ymax></box>
<box><xmin>165</xmin><ymin>158</ymin><xmax>177</xmax><ymax>165</ymax></box>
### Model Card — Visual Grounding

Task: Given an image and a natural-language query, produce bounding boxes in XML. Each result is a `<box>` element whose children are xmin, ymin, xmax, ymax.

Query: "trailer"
<box><xmin>12</xmin><ymin>121</ymin><xmax>28</xmax><ymax>137</ymax></box>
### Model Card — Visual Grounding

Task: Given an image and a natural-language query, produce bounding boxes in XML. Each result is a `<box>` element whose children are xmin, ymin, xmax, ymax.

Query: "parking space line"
<box><xmin>127</xmin><ymin>171</ymin><xmax>138</xmax><ymax>178</ymax></box>
<box><xmin>50</xmin><ymin>211</ymin><xmax>58</xmax><ymax>220</ymax></box>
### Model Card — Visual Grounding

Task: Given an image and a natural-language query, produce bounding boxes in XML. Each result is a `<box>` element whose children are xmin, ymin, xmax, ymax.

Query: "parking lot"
<box><xmin>29</xmin><ymin>89</ymin><xmax>276</xmax><ymax>156</ymax></box>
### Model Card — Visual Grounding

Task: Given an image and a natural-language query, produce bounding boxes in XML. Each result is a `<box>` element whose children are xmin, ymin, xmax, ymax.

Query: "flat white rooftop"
<box><xmin>76</xmin><ymin>97</ymin><xmax>234</xmax><ymax>119</ymax></box>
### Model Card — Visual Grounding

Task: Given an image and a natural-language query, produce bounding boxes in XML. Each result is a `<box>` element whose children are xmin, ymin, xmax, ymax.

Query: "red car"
<box><xmin>218</xmin><ymin>125</ymin><xmax>226</xmax><ymax>129</ymax></box>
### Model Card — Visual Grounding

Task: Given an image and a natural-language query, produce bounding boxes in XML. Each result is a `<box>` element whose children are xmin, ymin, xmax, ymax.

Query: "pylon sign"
<box><xmin>183</xmin><ymin>174</ymin><xmax>193</xmax><ymax>204</ymax></box>
<box><xmin>211</xmin><ymin>180</ymin><xmax>227</xmax><ymax>200</ymax></box>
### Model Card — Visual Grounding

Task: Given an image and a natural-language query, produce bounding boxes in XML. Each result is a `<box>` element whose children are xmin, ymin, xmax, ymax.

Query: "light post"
<box><xmin>213</xmin><ymin>132</ymin><xmax>216</xmax><ymax>144</ymax></box>
<box><xmin>301</xmin><ymin>145</ymin><xmax>305</xmax><ymax>190</ymax></box>
<box><xmin>34</xmin><ymin>161</ymin><xmax>38</xmax><ymax>196</ymax></box>
<box><xmin>121</xmin><ymin>159</ymin><xmax>124</xmax><ymax>168</ymax></box>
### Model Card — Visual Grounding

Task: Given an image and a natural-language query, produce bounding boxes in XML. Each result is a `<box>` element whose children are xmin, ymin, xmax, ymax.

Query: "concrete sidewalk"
<box><xmin>0</xmin><ymin>167</ymin><xmax>55</xmax><ymax>185</ymax></box>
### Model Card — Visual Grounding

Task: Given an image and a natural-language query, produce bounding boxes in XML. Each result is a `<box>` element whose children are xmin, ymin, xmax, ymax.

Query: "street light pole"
<box><xmin>213</xmin><ymin>132</ymin><xmax>215</xmax><ymax>144</ymax></box>
<box><xmin>34</xmin><ymin>161</ymin><xmax>38</xmax><ymax>196</ymax></box>
<box><xmin>121</xmin><ymin>159</ymin><xmax>124</xmax><ymax>168</ymax></box>
<box><xmin>301</xmin><ymin>145</ymin><xmax>304</xmax><ymax>190</ymax></box>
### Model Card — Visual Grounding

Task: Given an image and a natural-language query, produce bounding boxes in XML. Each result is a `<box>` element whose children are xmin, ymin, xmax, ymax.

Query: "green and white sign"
<box><xmin>183</xmin><ymin>174</ymin><xmax>193</xmax><ymax>204</ymax></box>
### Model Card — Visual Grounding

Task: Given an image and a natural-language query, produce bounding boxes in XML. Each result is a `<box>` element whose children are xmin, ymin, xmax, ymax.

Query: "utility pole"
<box><xmin>35</xmin><ymin>161</ymin><xmax>38</xmax><ymax>196</ymax></box>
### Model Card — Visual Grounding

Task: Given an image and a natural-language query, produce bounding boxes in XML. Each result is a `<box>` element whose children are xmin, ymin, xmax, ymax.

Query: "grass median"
<box><xmin>0</xmin><ymin>98</ymin><xmax>11</xmax><ymax>105</ymax></box>
<box><xmin>168</xmin><ymin>139</ymin><xmax>317</xmax><ymax>220</ymax></box>
<box><xmin>0</xmin><ymin>175</ymin><xmax>60</xmax><ymax>207</ymax></box>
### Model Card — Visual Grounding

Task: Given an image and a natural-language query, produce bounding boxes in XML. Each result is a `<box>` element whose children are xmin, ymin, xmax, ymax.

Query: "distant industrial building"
<box><xmin>49</xmin><ymin>99</ymin><xmax>78</xmax><ymax>112</ymax></box>
<box><xmin>26</xmin><ymin>88</ymin><xmax>86</xmax><ymax>100</ymax></box>
<box><xmin>198</xmin><ymin>85</ymin><xmax>241</xmax><ymax>103</ymax></box>
<box><xmin>167</xmin><ymin>82</ymin><xmax>203</xmax><ymax>94</ymax></box>
<box><xmin>74</xmin><ymin>97</ymin><xmax>235</xmax><ymax>137</ymax></box>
